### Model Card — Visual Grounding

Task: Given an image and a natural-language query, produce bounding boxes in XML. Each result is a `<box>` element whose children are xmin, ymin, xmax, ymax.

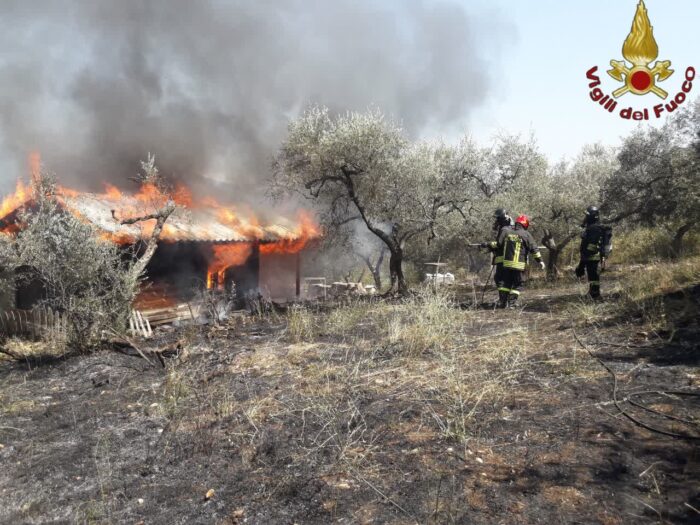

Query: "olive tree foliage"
<box><xmin>404</xmin><ymin>134</ymin><xmax>545</xmax><ymax>274</ymax></box>
<box><xmin>273</xmin><ymin>106</ymin><xmax>541</xmax><ymax>293</ymax></box>
<box><xmin>1</xmin><ymin>156</ymin><xmax>175</xmax><ymax>352</ymax></box>
<box><xmin>602</xmin><ymin>100</ymin><xmax>700</xmax><ymax>256</ymax></box>
<box><xmin>273</xmin><ymin>107</ymin><xmax>456</xmax><ymax>294</ymax></box>
<box><xmin>7</xmin><ymin>176</ymin><xmax>139</xmax><ymax>350</ymax></box>
<box><xmin>506</xmin><ymin>144</ymin><xmax>617</xmax><ymax>278</ymax></box>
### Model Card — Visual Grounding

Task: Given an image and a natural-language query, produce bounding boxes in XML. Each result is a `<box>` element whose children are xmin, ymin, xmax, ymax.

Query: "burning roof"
<box><xmin>0</xmin><ymin>179</ymin><xmax>320</xmax><ymax>246</ymax></box>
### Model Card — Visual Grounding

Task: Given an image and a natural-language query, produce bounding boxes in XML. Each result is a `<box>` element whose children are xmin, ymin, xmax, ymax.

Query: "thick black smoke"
<box><xmin>0</xmin><ymin>0</ymin><xmax>509</xmax><ymax>200</ymax></box>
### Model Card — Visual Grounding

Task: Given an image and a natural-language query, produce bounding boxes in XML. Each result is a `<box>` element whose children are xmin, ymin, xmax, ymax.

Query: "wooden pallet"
<box><xmin>137</xmin><ymin>302</ymin><xmax>201</xmax><ymax>327</ymax></box>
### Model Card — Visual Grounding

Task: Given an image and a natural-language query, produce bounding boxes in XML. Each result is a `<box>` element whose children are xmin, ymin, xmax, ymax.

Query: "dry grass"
<box><xmin>278</xmin><ymin>286</ymin><xmax>534</xmax><ymax>450</ymax></box>
<box><xmin>0</xmin><ymin>336</ymin><xmax>68</xmax><ymax>361</ymax></box>
<box><xmin>4</xmin><ymin>259</ymin><xmax>697</xmax><ymax>523</ymax></box>
<box><xmin>564</xmin><ymin>256</ymin><xmax>700</xmax><ymax>330</ymax></box>
<box><xmin>286</xmin><ymin>304</ymin><xmax>317</xmax><ymax>343</ymax></box>
<box><xmin>619</xmin><ymin>257</ymin><xmax>700</xmax><ymax>328</ymax></box>
<box><xmin>161</xmin><ymin>367</ymin><xmax>191</xmax><ymax>419</ymax></box>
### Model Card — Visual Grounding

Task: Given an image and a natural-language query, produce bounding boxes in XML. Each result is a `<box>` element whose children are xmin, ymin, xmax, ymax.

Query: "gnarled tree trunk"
<box><xmin>362</xmin><ymin>245</ymin><xmax>386</xmax><ymax>291</ymax></box>
<box><xmin>388</xmin><ymin>247</ymin><xmax>407</xmax><ymax>295</ymax></box>
<box><xmin>671</xmin><ymin>221</ymin><xmax>692</xmax><ymax>258</ymax></box>
<box><xmin>542</xmin><ymin>230</ymin><xmax>577</xmax><ymax>281</ymax></box>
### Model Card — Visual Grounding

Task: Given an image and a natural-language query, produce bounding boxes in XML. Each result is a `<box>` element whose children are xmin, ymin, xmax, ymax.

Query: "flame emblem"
<box><xmin>607</xmin><ymin>0</ymin><xmax>673</xmax><ymax>98</ymax></box>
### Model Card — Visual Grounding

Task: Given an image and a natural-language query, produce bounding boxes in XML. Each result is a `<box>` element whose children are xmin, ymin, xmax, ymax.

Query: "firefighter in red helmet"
<box><xmin>496</xmin><ymin>214</ymin><xmax>545</xmax><ymax>308</ymax></box>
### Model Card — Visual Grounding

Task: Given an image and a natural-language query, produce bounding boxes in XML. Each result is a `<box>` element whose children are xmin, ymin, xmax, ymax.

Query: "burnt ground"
<box><xmin>1</xmin><ymin>267</ymin><xmax>699</xmax><ymax>524</ymax></box>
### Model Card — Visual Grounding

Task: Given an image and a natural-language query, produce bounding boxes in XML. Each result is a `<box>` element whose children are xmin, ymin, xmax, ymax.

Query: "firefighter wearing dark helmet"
<box><xmin>496</xmin><ymin>214</ymin><xmax>545</xmax><ymax>308</ymax></box>
<box><xmin>576</xmin><ymin>205</ymin><xmax>613</xmax><ymax>300</ymax></box>
<box><xmin>482</xmin><ymin>208</ymin><xmax>513</xmax><ymax>289</ymax></box>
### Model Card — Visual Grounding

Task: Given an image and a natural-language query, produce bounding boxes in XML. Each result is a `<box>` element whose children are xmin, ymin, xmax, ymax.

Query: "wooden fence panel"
<box><xmin>0</xmin><ymin>307</ymin><xmax>66</xmax><ymax>341</ymax></box>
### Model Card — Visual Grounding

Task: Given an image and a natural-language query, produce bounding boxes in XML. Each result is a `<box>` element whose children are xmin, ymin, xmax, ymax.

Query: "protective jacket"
<box><xmin>497</xmin><ymin>224</ymin><xmax>542</xmax><ymax>270</ymax></box>
<box><xmin>487</xmin><ymin>219</ymin><xmax>514</xmax><ymax>264</ymax></box>
<box><xmin>580</xmin><ymin>224</ymin><xmax>612</xmax><ymax>262</ymax></box>
<box><xmin>487</xmin><ymin>241</ymin><xmax>501</xmax><ymax>264</ymax></box>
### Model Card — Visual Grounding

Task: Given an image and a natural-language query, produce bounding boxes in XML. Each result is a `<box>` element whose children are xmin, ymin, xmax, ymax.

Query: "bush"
<box><xmin>618</xmin><ymin>256</ymin><xmax>700</xmax><ymax>327</ymax></box>
<box><xmin>613</xmin><ymin>226</ymin><xmax>700</xmax><ymax>264</ymax></box>
<box><xmin>10</xmin><ymin>178</ymin><xmax>139</xmax><ymax>351</ymax></box>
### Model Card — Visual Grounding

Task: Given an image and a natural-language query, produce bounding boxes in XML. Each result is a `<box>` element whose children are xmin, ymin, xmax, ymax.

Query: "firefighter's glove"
<box><xmin>575</xmin><ymin>263</ymin><xmax>585</xmax><ymax>278</ymax></box>
<box><xmin>538</xmin><ymin>260</ymin><xmax>546</xmax><ymax>271</ymax></box>
<box><xmin>479</xmin><ymin>242</ymin><xmax>488</xmax><ymax>249</ymax></box>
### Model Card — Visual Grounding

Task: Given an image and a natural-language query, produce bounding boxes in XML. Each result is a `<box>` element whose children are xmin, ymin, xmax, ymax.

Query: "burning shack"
<box><xmin>0</xmin><ymin>179</ymin><xmax>320</xmax><ymax>312</ymax></box>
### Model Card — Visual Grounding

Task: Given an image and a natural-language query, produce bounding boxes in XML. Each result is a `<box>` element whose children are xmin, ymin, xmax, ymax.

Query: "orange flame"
<box><xmin>1</xmin><ymin>156</ymin><xmax>321</xmax><ymax>285</ymax></box>
<box><xmin>260</xmin><ymin>211</ymin><xmax>321</xmax><ymax>255</ymax></box>
<box><xmin>0</xmin><ymin>179</ymin><xmax>32</xmax><ymax>220</ymax></box>
<box><xmin>207</xmin><ymin>243</ymin><xmax>252</xmax><ymax>289</ymax></box>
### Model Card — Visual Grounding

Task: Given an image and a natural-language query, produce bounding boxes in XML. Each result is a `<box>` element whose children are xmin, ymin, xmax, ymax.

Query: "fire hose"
<box><xmin>573</xmin><ymin>330</ymin><xmax>700</xmax><ymax>440</ymax></box>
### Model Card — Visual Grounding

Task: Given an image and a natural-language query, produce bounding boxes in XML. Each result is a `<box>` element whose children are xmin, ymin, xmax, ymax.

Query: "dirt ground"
<box><xmin>1</xmin><ymin>268</ymin><xmax>699</xmax><ymax>524</ymax></box>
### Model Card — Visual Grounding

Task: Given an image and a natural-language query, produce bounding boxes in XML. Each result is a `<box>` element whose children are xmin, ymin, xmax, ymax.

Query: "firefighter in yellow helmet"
<box><xmin>496</xmin><ymin>214</ymin><xmax>545</xmax><ymax>308</ymax></box>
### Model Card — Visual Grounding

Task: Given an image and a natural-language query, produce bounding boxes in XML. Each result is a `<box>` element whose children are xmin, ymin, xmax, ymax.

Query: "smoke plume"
<box><xmin>0</xmin><ymin>0</ymin><xmax>508</xmax><ymax>201</ymax></box>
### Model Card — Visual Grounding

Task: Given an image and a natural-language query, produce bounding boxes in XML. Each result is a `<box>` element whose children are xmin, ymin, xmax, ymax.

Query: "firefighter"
<box><xmin>575</xmin><ymin>205</ymin><xmax>612</xmax><ymax>300</ymax></box>
<box><xmin>481</xmin><ymin>208</ymin><xmax>513</xmax><ymax>290</ymax></box>
<box><xmin>496</xmin><ymin>214</ymin><xmax>545</xmax><ymax>308</ymax></box>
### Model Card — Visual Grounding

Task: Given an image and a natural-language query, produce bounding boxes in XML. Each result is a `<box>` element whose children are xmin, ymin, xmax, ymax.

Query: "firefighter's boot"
<box><xmin>497</xmin><ymin>289</ymin><xmax>509</xmax><ymax>309</ymax></box>
<box><xmin>507</xmin><ymin>291</ymin><xmax>520</xmax><ymax>309</ymax></box>
<box><xmin>588</xmin><ymin>282</ymin><xmax>601</xmax><ymax>301</ymax></box>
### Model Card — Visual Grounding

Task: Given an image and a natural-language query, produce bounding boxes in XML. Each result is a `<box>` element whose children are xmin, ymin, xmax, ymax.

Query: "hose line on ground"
<box><xmin>572</xmin><ymin>329</ymin><xmax>700</xmax><ymax>441</ymax></box>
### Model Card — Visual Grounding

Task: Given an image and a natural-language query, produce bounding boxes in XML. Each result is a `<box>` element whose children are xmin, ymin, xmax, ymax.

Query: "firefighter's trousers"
<box><xmin>584</xmin><ymin>260</ymin><xmax>600</xmax><ymax>299</ymax></box>
<box><xmin>494</xmin><ymin>263</ymin><xmax>504</xmax><ymax>287</ymax></box>
<box><xmin>498</xmin><ymin>268</ymin><xmax>523</xmax><ymax>308</ymax></box>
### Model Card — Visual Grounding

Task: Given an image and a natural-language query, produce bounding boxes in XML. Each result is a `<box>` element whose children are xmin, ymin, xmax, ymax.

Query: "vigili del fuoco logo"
<box><xmin>585</xmin><ymin>0</ymin><xmax>694</xmax><ymax>121</ymax></box>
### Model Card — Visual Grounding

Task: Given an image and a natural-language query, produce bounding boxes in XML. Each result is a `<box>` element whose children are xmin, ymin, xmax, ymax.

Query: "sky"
<box><xmin>462</xmin><ymin>0</ymin><xmax>699</xmax><ymax>162</ymax></box>
<box><xmin>0</xmin><ymin>0</ymin><xmax>697</xmax><ymax>196</ymax></box>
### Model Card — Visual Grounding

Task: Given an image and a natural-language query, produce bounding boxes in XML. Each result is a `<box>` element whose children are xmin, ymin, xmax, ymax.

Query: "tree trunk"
<box><xmin>371</xmin><ymin>268</ymin><xmax>382</xmax><ymax>291</ymax></box>
<box><xmin>671</xmin><ymin>222</ymin><xmax>692</xmax><ymax>258</ymax></box>
<box><xmin>542</xmin><ymin>230</ymin><xmax>577</xmax><ymax>281</ymax></box>
<box><xmin>542</xmin><ymin>229</ymin><xmax>559</xmax><ymax>281</ymax></box>
<box><xmin>388</xmin><ymin>247</ymin><xmax>407</xmax><ymax>295</ymax></box>
<box><xmin>362</xmin><ymin>246</ymin><xmax>386</xmax><ymax>292</ymax></box>
<box><xmin>122</xmin><ymin>202</ymin><xmax>176</xmax><ymax>286</ymax></box>
<box><xmin>546</xmin><ymin>248</ymin><xmax>560</xmax><ymax>281</ymax></box>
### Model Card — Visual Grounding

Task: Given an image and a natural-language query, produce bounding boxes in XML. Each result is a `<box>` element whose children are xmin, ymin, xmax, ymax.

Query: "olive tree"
<box><xmin>603</xmin><ymin>100</ymin><xmax>699</xmax><ymax>256</ymax></box>
<box><xmin>508</xmin><ymin>144</ymin><xmax>616</xmax><ymax>278</ymax></box>
<box><xmin>2</xmin><ymin>156</ymin><xmax>175</xmax><ymax>351</ymax></box>
<box><xmin>273</xmin><ymin>108</ymin><xmax>465</xmax><ymax>294</ymax></box>
<box><xmin>273</xmin><ymin>107</ymin><xmax>542</xmax><ymax>293</ymax></box>
<box><xmin>11</xmin><ymin>178</ymin><xmax>139</xmax><ymax>349</ymax></box>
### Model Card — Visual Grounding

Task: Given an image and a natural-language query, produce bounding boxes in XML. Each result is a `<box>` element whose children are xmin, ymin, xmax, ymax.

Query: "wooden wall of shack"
<box><xmin>5</xmin><ymin>238</ymin><xmax>310</xmax><ymax>314</ymax></box>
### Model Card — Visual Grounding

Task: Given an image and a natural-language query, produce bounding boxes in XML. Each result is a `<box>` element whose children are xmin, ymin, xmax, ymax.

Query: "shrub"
<box><xmin>10</xmin><ymin>178</ymin><xmax>139</xmax><ymax>351</ymax></box>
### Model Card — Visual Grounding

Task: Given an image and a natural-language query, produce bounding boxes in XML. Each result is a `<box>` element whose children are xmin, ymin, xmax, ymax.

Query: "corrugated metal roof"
<box><xmin>57</xmin><ymin>193</ymin><xmax>311</xmax><ymax>243</ymax></box>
